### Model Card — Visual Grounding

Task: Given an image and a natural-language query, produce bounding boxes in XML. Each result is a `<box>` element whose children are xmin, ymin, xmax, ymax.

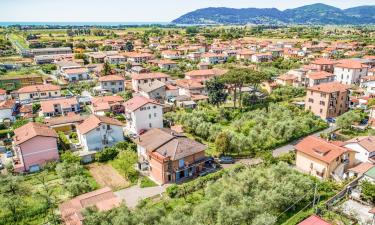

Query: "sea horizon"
<box><xmin>0</xmin><ymin>21</ymin><xmax>171</xmax><ymax>27</ymax></box>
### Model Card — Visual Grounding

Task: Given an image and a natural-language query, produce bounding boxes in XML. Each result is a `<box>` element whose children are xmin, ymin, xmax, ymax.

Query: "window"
<box><xmin>154</xmin><ymin>113</ymin><xmax>157</xmax><ymax>117</ymax></box>
<box><xmin>107</xmin><ymin>124</ymin><xmax>111</xmax><ymax>130</ymax></box>
<box><xmin>149</xmin><ymin>123</ymin><xmax>152</xmax><ymax>128</ymax></box>
<box><xmin>308</xmin><ymin>98</ymin><xmax>314</xmax><ymax>103</ymax></box>
<box><xmin>320</xmin><ymin>109</ymin><xmax>323</xmax><ymax>113</ymax></box>
<box><xmin>149</xmin><ymin>114</ymin><xmax>151</xmax><ymax>119</ymax></box>
<box><xmin>102</xmin><ymin>125</ymin><xmax>106</xmax><ymax>129</ymax></box>
<box><xmin>319</xmin><ymin>101</ymin><xmax>325</xmax><ymax>106</ymax></box>
<box><xmin>179</xmin><ymin>159</ymin><xmax>185</xmax><ymax>168</ymax></box>
<box><xmin>55</xmin><ymin>92</ymin><xmax>58</xmax><ymax>94</ymax></box>
<box><xmin>153</xmin><ymin>106</ymin><xmax>157</xmax><ymax>109</ymax></box>
<box><xmin>111</xmin><ymin>82</ymin><xmax>115</xmax><ymax>85</ymax></box>
<box><xmin>96</xmin><ymin>127</ymin><xmax>100</xmax><ymax>131</ymax></box>
<box><xmin>147</xmin><ymin>106</ymin><xmax>150</xmax><ymax>109</ymax></box>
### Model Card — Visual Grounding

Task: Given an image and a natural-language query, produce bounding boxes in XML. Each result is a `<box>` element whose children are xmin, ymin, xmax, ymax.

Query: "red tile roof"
<box><xmin>176</xmin><ymin>79</ymin><xmax>205</xmax><ymax>89</ymax></box>
<box><xmin>185</xmin><ymin>68</ymin><xmax>227</xmax><ymax>77</ymax></box>
<box><xmin>295</xmin><ymin>136</ymin><xmax>350</xmax><ymax>164</ymax></box>
<box><xmin>124</xmin><ymin>96</ymin><xmax>161</xmax><ymax>112</ymax></box>
<box><xmin>131</xmin><ymin>72</ymin><xmax>170</xmax><ymax>80</ymax></box>
<box><xmin>0</xmin><ymin>89</ymin><xmax>6</xmax><ymax>95</ymax></box>
<box><xmin>64</xmin><ymin>67</ymin><xmax>88</xmax><ymax>74</ymax></box>
<box><xmin>298</xmin><ymin>215</ymin><xmax>331</xmax><ymax>225</ymax></box>
<box><xmin>16</xmin><ymin>84</ymin><xmax>61</xmax><ymax>94</ymax></box>
<box><xmin>348</xmin><ymin>162</ymin><xmax>374</xmax><ymax>175</ymax></box>
<box><xmin>0</xmin><ymin>99</ymin><xmax>15</xmax><ymax>109</ymax></box>
<box><xmin>311</xmin><ymin>58</ymin><xmax>336</xmax><ymax>65</ymax></box>
<box><xmin>59</xmin><ymin>187</ymin><xmax>122</xmax><ymax>225</ymax></box>
<box><xmin>40</xmin><ymin>97</ymin><xmax>78</xmax><ymax>113</ymax></box>
<box><xmin>14</xmin><ymin>122</ymin><xmax>57</xmax><ymax>145</ymax></box>
<box><xmin>307</xmin><ymin>82</ymin><xmax>350</xmax><ymax>93</ymax></box>
<box><xmin>277</xmin><ymin>74</ymin><xmax>297</xmax><ymax>81</ymax></box>
<box><xmin>307</xmin><ymin>71</ymin><xmax>335</xmax><ymax>80</ymax></box>
<box><xmin>335</xmin><ymin>59</ymin><xmax>368</xmax><ymax>69</ymax></box>
<box><xmin>76</xmin><ymin>115</ymin><xmax>124</xmax><ymax>135</ymax></box>
<box><xmin>98</xmin><ymin>75</ymin><xmax>125</xmax><ymax>82</ymax></box>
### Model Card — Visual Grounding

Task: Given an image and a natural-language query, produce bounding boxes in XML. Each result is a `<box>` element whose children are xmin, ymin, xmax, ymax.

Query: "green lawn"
<box><xmin>140</xmin><ymin>176</ymin><xmax>158</xmax><ymax>188</ymax></box>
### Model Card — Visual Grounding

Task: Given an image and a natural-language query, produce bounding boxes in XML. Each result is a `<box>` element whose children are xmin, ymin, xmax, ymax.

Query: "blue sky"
<box><xmin>0</xmin><ymin>0</ymin><xmax>374</xmax><ymax>22</ymax></box>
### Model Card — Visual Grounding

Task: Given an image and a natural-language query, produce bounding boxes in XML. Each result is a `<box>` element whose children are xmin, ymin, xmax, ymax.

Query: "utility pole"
<box><xmin>312</xmin><ymin>183</ymin><xmax>318</xmax><ymax>213</ymax></box>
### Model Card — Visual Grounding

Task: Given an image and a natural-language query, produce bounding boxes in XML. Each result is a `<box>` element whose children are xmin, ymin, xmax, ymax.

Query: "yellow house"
<box><xmin>295</xmin><ymin>136</ymin><xmax>356</xmax><ymax>179</ymax></box>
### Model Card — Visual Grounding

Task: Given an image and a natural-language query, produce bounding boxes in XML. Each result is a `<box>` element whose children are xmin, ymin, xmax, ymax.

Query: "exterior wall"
<box><xmin>149</xmin><ymin>151</ymin><xmax>206</xmax><ymax>184</ymax></box>
<box><xmin>308</xmin><ymin>77</ymin><xmax>335</xmax><ymax>87</ymax></box>
<box><xmin>305</xmin><ymin>90</ymin><xmax>349</xmax><ymax>119</ymax></box>
<box><xmin>334</xmin><ymin>67</ymin><xmax>368</xmax><ymax>85</ymax></box>
<box><xmin>0</xmin><ymin>108</ymin><xmax>15</xmax><ymax>122</ymax></box>
<box><xmin>17</xmin><ymin>136</ymin><xmax>59</xmax><ymax>171</ymax></box>
<box><xmin>18</xmin><ymin>90</ymin><xmax>61</xmax><ymax>102</ymax></box>
<box><xmin>140</xmin><ymin>87</ymin><xmax>166</xmax><ymax>101</ymax></box>
<box><xmin>42</xmin><ymin>104</ymin><xmax>80</xmax><ymax>117</ymax></box>
<box><xmin>78</xmin><ymin>124</ymin><xmax>124</xmax><ymax>151</ymax></box>
<box><xmin>166</xmin><ymin>89</ymin><xmax>179</xmax><ymax>99</ymax></box>
<box><xmin>344</xmin><ymin>143</ymin><xmax>375</xmax><ymax>163</ymax></box>
<box><xmin>100</xmin><ymin>81</ymin><xmax>125</xmax><ymax>93</ymax></box>
<box><xmin>296</xmin><ymin>151</ymin><xmax>329</xmax><ymax>178</ymax></box>
<box><xmin>126</xmin><ymin>103</ymin><xmax>163</xmax><ymax>134</ymax></box>
<box><xmin>65</xmin><ymin>72</ymin><xmax>89</xmax><ymax>82</ymax></box>
<box><xmin>360</xmin><ymin>80</ymin><xmax>375</xmax><ymax>95</ymax></box>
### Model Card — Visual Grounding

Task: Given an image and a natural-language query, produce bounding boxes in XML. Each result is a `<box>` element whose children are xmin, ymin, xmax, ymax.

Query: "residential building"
<box><xmin>124</xmin><ymin>52</ymin><xmax>153</xmax><ymax>63</ymax></box>
<box><xmin>360</xmin><ymin>76</ymin><xmax>375</xmax><ymax>95</ymax></box>
<box><xmin>76</xmin><ymin>115</ymin><xmax>124</xmax><ymax>152</ymax></box>
<box><xmin>251</xmin><ymin>53</ymin><xmax>273</xmax><ymax>63</ymax></box>
<box><xmin>275</xmin><ymin>74</ymin><xmax>298</xmax><ymax>86</ymax></box>
<box><xmin>12</xmin><ymin>122</ymin><xmax>59</xmax><ymax>172</ymax></box>
<box><xmin>306</xmin><ymin>71</ymin><xmax>335</xmax><ymax>87</ymax></box>
<box><xmin>105</xmin><ymin>55</ymin><xmax>126</xmax><ymax>64</ymax></box>
<box><xmin>161</xmin><ymin>50</ymin><xmax>181</xmax><ymax>60</ymax></box>
<box><xmin>59</xmin><ymin>187</ymin><xmax>122</xmax><ymax>225</ymax></box>
<box><xmin>135</xmin><ymin>128</ymin><xmax>207</xmax><ymax>184</ymax></box>
<box><xmin>149</xmin><ymin>59</ymin><xmax>177</xmax><ymax>70</ymax></box>
<box><xmin>334</xmin><ymin>59</ymin><xmax>369</xmax><ymax>85</ymax></box>
<box><xmin>295</xmin><ymin>136</ymin><xmax>356</xmax><ymax>179</ymax></box>
<box><xmin>200</xmin><ymin>53</ymin><xmax>227</xmax><ymax>64</ymax></box>
<box><xmin>44</xmin><ymin>114</ymin><xmax>88</xmax><ymax>133</ymax></box>
<box><xmin>176</xmin><ymin>79</ymin><xmax>206</xmax><ymax>97</ymax></box>
<box><xmin>131</xmin><ymin>72</ymin><xmax>170</xmax><ymax>91</ymax></box>
<box><xmin>124</xmin><ymin>96</ymin><xmax>163</xmax><ymax>134</ymax></box>
<box><xmin>139</xmin><ymin>80</ymin><xmax>166</xmax><ymax>101</ymax></box>
<box><xmin>98</xmin><ymin>75</ymin><xmax>125</xmax><ymax>93</ymax></box>
<box><xmin>39</xmin><ymin>97</ymin><xmax>80</xmax><ymax>117</ymax></box>
<box><xmin>185</xmin><ymin>68</ymin><xmax>227</xmax><ymax>81</ymax></box>
<box><xmin>236</xmin><ymin>50</ymin><xmax>255</xmax><ymax>60</ymax></box>
<box><xmin>310</xmin><ymin>58</ymin><xmax>336</xmax><ymax>73</ymax></box>
<box><xmin>344</xmin><ymin>136</ymin><xmax>375</xmax><ymax>164</ymax></box>
<box><xmin>91</xmin><ymin>96</ymin><xmax>125</xmax><ymax>116</ymax></box>
<box><xmin>30</xmin><ymin>47</ymin><xmax>72</xmax><ymax>57</ymax></box>
<box><xmin>305</xmin><ymin>82</ymin><xmax>350</xmax><ymax>119</ymax></box>
<box><xmin>0</xmin><ymin>99</ymin><xmax>16</xmax><ymax>122</ymax></box>
<box><xmin>15</xmin><ymin>84</ymin><xmax>61</xmax><ymax>102</ymax></box>
<box><xmin>62</xmin><ymin>67</ymin><xmax>89</xmax><ymax>82</ymax></box>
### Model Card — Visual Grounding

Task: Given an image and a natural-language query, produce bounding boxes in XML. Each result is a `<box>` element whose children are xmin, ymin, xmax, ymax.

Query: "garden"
<box><xmin>165</xmin><ymin>102</ymin><xmax>328</xmax><ymax>157</ymax></box>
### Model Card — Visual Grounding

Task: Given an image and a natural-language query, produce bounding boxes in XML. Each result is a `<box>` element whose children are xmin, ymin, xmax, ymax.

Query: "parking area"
<box><xmin>86</xmin><ymin>163</ymin><xmax>129</xmax><ymax>190</ymax></box>
<box><xmin>115</xmin><ymin>184</ymin><xmax>167</xmax><ymax>208</ymax></box>
<box><xmin>340</xmin><ymin>199</ymin><xmax>373</xmax><ymax>225</ymax></box>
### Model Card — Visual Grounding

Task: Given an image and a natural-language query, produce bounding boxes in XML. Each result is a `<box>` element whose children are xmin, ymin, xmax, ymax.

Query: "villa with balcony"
<box><xmin>295</xmin><ymin>135</ymin><xmax>356</xmax><ymax>180</ymax></box>
<box><xmin>135</xmin><ymin>128</ymin><xmax>210</xmax><ymax>184</ymax></box>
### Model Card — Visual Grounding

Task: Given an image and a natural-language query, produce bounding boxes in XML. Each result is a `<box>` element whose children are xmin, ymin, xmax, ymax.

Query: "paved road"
<box><xmin>115</xmin><ymin>184</ymin><xmax>167</xmax><ymax>208</ymax></box>
<box><xmin>272</xmin><ymin>124</ymin><xmax>337</xmax><ymax>157</ymax></box>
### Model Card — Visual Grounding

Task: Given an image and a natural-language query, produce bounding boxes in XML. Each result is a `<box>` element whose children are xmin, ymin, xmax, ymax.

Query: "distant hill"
<box><xmin>172</xmin><ymin>3</ymin><xmax>375</xmax><ymax>25</ymax></box>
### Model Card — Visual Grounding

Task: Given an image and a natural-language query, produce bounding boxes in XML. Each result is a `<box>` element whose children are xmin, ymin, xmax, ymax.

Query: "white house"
<box><xmin>251</xmin><ymin>53</ymin><xmax>273</xmax><ymax>63</ymax></box>
<box><xmin>161</xmin><ymin>50</ymin><xmax>181</xmax><ymax>60</ymax></box>
<box><xmin>0</xmin><ymin>99</ymin><xmax>16</xmax><ymax>122</ymax></box>
<box><xmin>200</xmin><ymin>53</ymin><xmax>227</xmax><ymax>65</ymax></box>
<box><xmin>105</xmin><ymin>55</ymin><xmax>126</xmax><ymax>64</ymax></box>
<box><xmin>98</xmin><ymin>75</ymin><xmax>125</xmax><ymax>93</ymax></box>
<box><xmin>344</xmin><ymin>136</ymin><xmax>375</xmax><ymax>164</ymax></box>
<box><xmin>15</xmin><ymin>84</ymin><xmax>61</xmax><ymax>103</ymax></box>
<box><xmin>334</xmin><ymin>60</ymin><xmax>369</xmax><ymax>85</ymax></box>
<box><xmin>360</xmin><ymin>76</ymin><xmax>375</xmax><ymax>95</ymax></box>
<box><xmin>124</xmin><ymin>96</ymin><xmax>163</xmax><ymax>134</ymax></box>
<box><xmin>76</xmin><ymin>115</ymin><xmax>124</xmax><ymax>151</ymax></box>
<box><xmin>0</xmin><ymin>89</ymin><xmax>7</xmax><ymax>101</ymax></box>
<box><xmin>62</xmin><ymin>67</ymin><xmax>89</xmax><ymax>82</ymax></box>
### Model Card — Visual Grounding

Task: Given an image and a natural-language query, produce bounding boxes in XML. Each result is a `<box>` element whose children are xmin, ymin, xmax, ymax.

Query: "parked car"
<box><xmin>218</xmin><ymin>156</ymin><xmax>234</xmax><ymax>164</ymax></box>
<box><xmin>5</xmin><ymin>151</ymin><xmax>13</xmax><ymax>158</ymax></box>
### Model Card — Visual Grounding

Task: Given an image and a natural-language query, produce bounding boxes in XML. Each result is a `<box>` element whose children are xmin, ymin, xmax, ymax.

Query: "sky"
<box><xmin>0</xmin><ymin>0</ymin><xmax>374</xmax><ymax>22</ymax></box>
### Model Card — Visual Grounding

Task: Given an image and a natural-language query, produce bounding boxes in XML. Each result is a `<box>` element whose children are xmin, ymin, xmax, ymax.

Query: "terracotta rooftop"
<box><xmin>175</xmin><ymin>79</ymin><xmax>205</xmax><ymax>89</ymax></box>
<box><xmin>307</xmin><ymin>71</ymin><xmax>335</xmax><ymax>80</ymax></box>
<box><xmin>0</xmin><ymin>99</ymin><xmax>15</xmax><ymax>110</ymax></box>
<box><xmin>131</xmin><ymin>72</ymin><xmax>170</xmax><ymax>80</ymax></box>
<box><xmin>185</xmin><ymin>68</ymin><xmax>227</xmax><ymax>77</ymax></box>
<box><xmin>311</xmin><ymin>58</ymin><xmax>336</xmax><ymax>65</ymax></box>
<box><xmin>346</xmin><ymin>136</ymin><xmax>375</xmax><ymax>153</ymax></box>
<box><xmin>63</xmin><ymin>67</ymin><xmax>88</xmax><ymax>75</ymax></box>
<box><xmin>59</xmin><ymin>187</ymin><xmax>122</xmax><ymax>225</ymax></box>
<box><xmin>298</xmin><ymin>215</ymin><xmax>331</xmax><ymax>225</ymax></box>
<box><xmin>14</xmin><ymin>122</ymin><xmax>57</xmax><ymax>145</ymax></box>
<box><xmin>98</xmin><ymin>75</ymin><xmax>125</xmax><ymax>82</ymax></box>
<box><xmin>0</xmin><ymin>89</ymin><xmax>6</xmax><ymax>95</ymax></box>
<box><xmin>348</xmin><ymin>162</ymin><xmax>374</xmax><ymax>175</ymax></box>
<box><xmin>277</xmin><ymin>74</ymin><xmax>297</xmax><ymax>81</ymax></box>
<box><xmin>295</xmin><ymin>136</ymin><xmax>350</xmax><ymax>164</ymax></box>
<box><xmin>335</xmin><ymin>59</ymin><xmax>368</xmax><ymax>69</ymax></box>
<box><xmin>40</xmin><ymin>97</ymin><xmax>78</xmax><ymax>113</ymax></box>
<box><xmin>307</xmin><ymin>82</ymin><xmax>350</xmax><ymax>93</ymax></box>
<box><xmin>76</xmin><ymin>115</ymin><xmax>124</xmax><ymax>135</ymax></box>
<box><xmin>16</xmin><ymin>84</ymin><xmax>61</xmax><ymax>94</ymax></box>
<box><xmin>44</xmin><ymin>114</ymin><xmax>88</xmax><ymax>127</ymax></box>
<box><xmin>124</xmin><ymin>95</ymin><xmax>161</xmax><ymax>112</ymax></box>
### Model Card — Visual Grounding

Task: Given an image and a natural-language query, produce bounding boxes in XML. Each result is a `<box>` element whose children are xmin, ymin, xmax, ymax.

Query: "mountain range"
<box><xmin>172</xmin><ymin>3</ymin><xmax>375</xmax><ymax>25</ymax></box>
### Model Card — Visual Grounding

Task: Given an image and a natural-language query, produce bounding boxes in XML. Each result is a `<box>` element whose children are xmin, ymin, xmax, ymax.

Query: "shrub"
<box><xmin>58</xmin><ymin>131</ymin><xmax>70</xmax><ymax>150</ymax></box>
<box><xmin>95</xmin><ymin>147</ymin><xmax>119</xmax><ymax>162</ymax></box>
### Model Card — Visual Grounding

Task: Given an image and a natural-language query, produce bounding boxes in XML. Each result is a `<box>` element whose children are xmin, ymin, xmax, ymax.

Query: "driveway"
<box><xmin>115</xmin><ymin>184</ymin><xmax>167</xmax><ymax>208</ymax></box>
<box><xmin>272</xmin><ymin>124</ymin><xmax>337</xmax><ymax>157</ymax></box>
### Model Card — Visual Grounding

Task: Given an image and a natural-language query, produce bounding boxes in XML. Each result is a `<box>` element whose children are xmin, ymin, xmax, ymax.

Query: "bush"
<box><xmin>140</xmin><ymin>176</ymin><xmax>158</xmax><ymax>188</ymax></box>
<box><xmin>95</xmin><ymin>147</ymin><xmax>119</xmax><ymax>162</ymax></box>
<box><xmin>58</xmin><ymin>131</ymin><xmax>70</xmax><ymax>150</ymax></box>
